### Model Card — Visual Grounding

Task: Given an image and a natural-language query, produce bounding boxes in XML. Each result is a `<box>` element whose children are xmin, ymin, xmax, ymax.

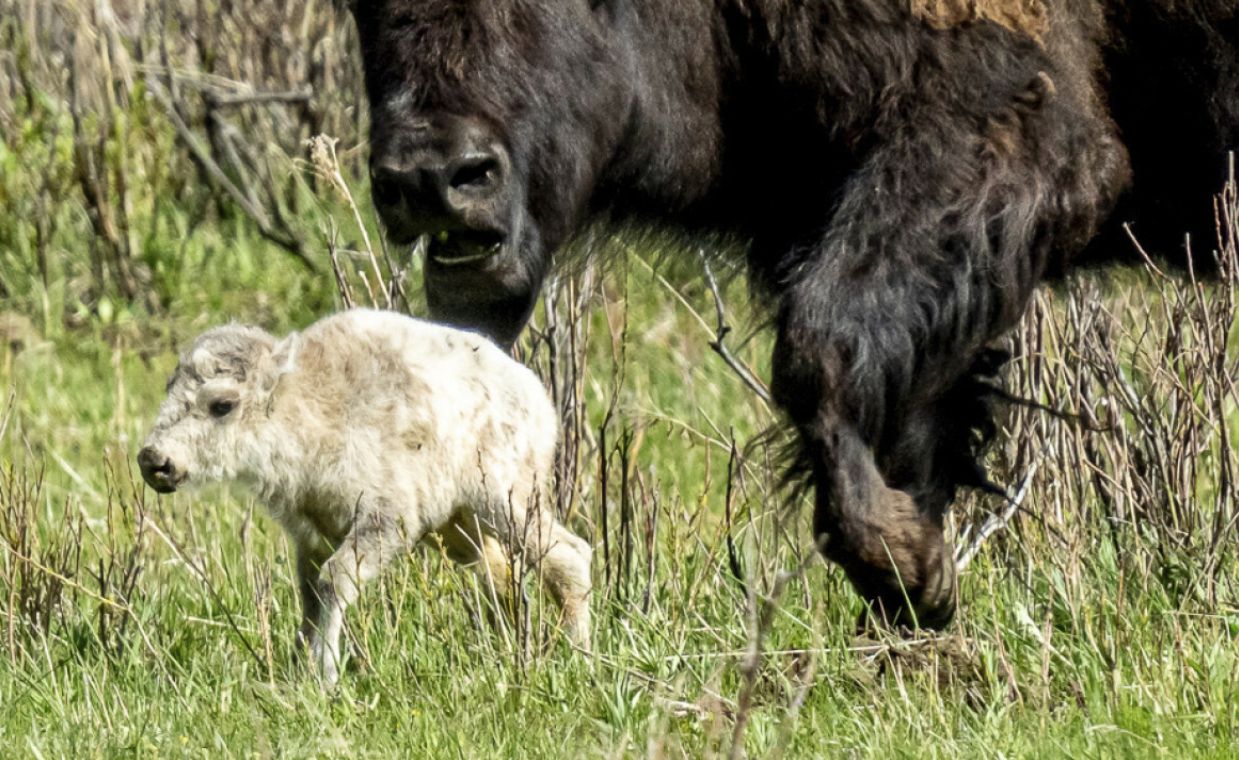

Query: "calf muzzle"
<box><xmin>138</xmin><ymin>446</ymin><xmax>184</xmax><ymax>494</ymax></box>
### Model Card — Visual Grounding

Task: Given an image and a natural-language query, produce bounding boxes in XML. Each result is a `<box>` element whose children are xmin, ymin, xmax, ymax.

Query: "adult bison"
<box><xmin>343</xmin><ymin>0</ymin><xmax>1238</xmax><ymax>628</ymax></box>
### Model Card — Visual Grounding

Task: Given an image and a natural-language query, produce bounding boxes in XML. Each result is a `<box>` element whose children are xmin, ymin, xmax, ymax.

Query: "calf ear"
<box><xmin>256</xmin><ymin>332</ymin><xmax>300</xmax><ymax>398</ymax></box>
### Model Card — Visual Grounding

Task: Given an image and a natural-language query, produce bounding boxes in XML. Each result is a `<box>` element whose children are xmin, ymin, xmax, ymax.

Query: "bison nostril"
<box><xmin>448</xmin><ymin>155</ymin><xmax>501</xmax><ymax>193</ymax></box>
<box><xmin>371</xmin><ymin>173</ymin><xmax>403</xmax><ymax>208</ymax></box>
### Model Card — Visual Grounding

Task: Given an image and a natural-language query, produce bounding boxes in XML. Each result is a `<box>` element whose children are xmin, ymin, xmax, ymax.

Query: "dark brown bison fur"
<box><xmin>346</xmin><ymin>0</ymin><xmax>1238</xmax><ymax>628</ymax></box>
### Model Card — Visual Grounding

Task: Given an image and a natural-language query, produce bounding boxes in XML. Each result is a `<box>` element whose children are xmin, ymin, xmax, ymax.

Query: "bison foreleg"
<box><xmin>769</xmin><ymin>120</ymin><xmax>1055</xmax><ymax>628</ymax></box>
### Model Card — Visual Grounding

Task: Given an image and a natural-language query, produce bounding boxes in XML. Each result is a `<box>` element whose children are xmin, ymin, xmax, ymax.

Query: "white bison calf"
<box><xmin>138</xmin><ymin>309</ymin><xmax>591</xmax><ymax>683</ymax></box>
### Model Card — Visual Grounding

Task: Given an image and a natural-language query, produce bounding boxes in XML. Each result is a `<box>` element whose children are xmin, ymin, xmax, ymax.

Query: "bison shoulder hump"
<box><xmin>910</xmin><ymin>0</ymin><xmax>1049</xmax><ymax>42</ymax></box>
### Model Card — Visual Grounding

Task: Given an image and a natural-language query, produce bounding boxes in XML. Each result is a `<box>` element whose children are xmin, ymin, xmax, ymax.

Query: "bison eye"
<box><xmin>208</xmin><ymin>399</ymin><xmax>237</xmax><ymax>418</ymax></box>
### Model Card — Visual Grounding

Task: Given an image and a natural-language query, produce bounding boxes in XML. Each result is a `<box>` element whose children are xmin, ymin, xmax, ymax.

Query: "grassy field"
<box><xmin>3</xmin><ymin>3</ymin><xmax>1239</xmax><ymax>757</ymax></box>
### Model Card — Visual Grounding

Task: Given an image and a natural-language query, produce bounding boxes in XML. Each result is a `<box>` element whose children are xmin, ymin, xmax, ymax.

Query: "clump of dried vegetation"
<box><xmin>992</xmin><ymin>178</ymin><xmax>1239</xmax><ymax>610</ymax></box>
<box><xmin>1</xmin><ymin>1</ymin><xmax>1237</xmax><ymax>756</ymax></box>
<box><xmin>0</xmin><ymin>0</ymin><xmax>368</xmax><ymax>312</ymax></box>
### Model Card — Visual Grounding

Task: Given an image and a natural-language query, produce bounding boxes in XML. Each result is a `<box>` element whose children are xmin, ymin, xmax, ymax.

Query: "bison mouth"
<box><xmin>420</xmin><ymin>219</ymin><xmax>546</xmax><ymax>348</ymax></box>
<box><xmin>425</xmin><ymin>229</ymin><xmax>506</xmax><ymax>268</ymax></box>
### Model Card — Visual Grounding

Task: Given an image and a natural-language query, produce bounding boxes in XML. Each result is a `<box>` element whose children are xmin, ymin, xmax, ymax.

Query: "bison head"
<box><xmin>350</xmin><ymin>0</ymin><xmax>631</xmax><ymax>346</ymax></box>
<box><xmin>138</xmin><ymin>326</ymin><xmax>280</xmax><ymax>493</ymax></box>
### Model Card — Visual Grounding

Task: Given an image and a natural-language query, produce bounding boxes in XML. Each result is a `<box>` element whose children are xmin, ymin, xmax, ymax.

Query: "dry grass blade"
<box><xmin>0</xmin><ymin>388</ymin><xmax>14</xmax><ymax>443</ymax></box>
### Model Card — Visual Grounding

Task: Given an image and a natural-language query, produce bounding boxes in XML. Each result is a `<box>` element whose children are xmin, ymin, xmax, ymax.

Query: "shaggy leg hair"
<box><xmin>766</xmin><ymin>74</ymin><xmax>1091</xmax><ymax>627</ymax></box>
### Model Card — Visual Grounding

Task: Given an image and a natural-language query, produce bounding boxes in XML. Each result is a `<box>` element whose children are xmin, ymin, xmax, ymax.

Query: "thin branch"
<box><xmin>205</xmin><ymin>87</ymin><xmax>313</xmax><ymax>108</ymax></box>
<box><xmin>145</xmin><ymin>78</ymin><xmax>317</xmax><ymax>271</ymax></box>
<box><xmin>701</xmin><ymin>252</ymin><xmax>774</xmax><ymax>405</ymax></box>
<box><xmin>955</xmin><ymin>463</ymin><xmax>1039</xmax><ymax>571</ymax></box>
<box><xmin>143</xmin><ymin>512</ymin><xmax>269</xmax><ymax>673</ymax></box>
<box><xmin>0</xmin><ymin>541</ymin><xmax>185</xmax><ymax>702</ymax></box>
<box><xmin>327</xmin><ymin>223</ymin><xmax>356</xmax><ymax>309</ymax></box>
<box><xmin>308</xmin><ymin>134</ymin><xmax>389</xmax><ymax>308</ymax></box>
<box><xmin>730</xmin><ymin>539</ymin><xmax>823</xmax><ymax>760</ymax></box>
<box><xmin>723</xmin><ymin>435</ymin><xmax>747</xmax><ymax>596</ymax></box>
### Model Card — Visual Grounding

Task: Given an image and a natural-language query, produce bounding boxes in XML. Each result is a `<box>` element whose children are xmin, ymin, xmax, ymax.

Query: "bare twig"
<box><xmin>0</xmin><ymin>540</ymin><xmax>185</xmax><ymax>703</ymax></box>
<box><xmin>723</xmin><ymin>435</ymin><xmax>747</xmax><ymax>596</ymax></box>
<box><xmin>205</xmin><ymin>86</ymin><xmax>313</xmax><ymax>108</ymax></box>
<box><xmin>730</xmin><ymin>540</ymin><xmax>822</xmax><ymax>760</ymax></box>
<box><xmin>956</xmin><ymin>463</ymin><xmax>1039</xmax><ymax>571</ymax></box>
<box><xmin>145</xmin><ymin>78</ymin><xmax>317</xmax><ymax>271</ymax></box>
<box><xmin>143</xmin><ymin>512</ymin><xmax>268</xmax><ymax>673</ymax></box>
<box><xmin>701</xmin><ymin>252</ymin><xmax>773</xmax><ymax>405</ymax></box>
<box><xmin>308</xmin><ymin>134</ymin><xmax>389</xmax><ymax>307</ymax></box>
<box><xmin>327</xmin><ymin>222</ymin><xmax>356</xmax><ymax>309</ymax></box>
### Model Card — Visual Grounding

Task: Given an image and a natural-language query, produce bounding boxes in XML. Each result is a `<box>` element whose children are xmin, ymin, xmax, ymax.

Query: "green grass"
<box><xmin>2</xmin><ymin>94</ymin><xmax>1238</xmax><ymax>757</ymax></box>
<box><xmin>3</xmin><ymin>238</ymin><xmax>1238</xmax><ymax>758</ymax></box>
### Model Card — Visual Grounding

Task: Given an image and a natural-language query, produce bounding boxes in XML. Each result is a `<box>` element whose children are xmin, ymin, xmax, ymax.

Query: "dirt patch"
<box><xmin>844</xmin><ymin>632</ymin><xmax>1005</xmax><ymax>704</ymax></box>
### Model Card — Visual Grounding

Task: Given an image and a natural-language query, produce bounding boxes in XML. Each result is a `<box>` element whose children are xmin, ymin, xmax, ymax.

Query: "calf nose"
<box><xmin>137</xmin><ymin>446</ymin><xmax>166</xmax><ymax>474</ymax></box>
<box><xmin>138</xmin><ymin>446</ymin><xmax>180</xmax><ymax>493</ymax></box>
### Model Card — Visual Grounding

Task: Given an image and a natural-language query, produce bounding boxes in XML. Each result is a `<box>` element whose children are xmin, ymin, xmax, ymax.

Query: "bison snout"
<box><xmin>369</xmin><ymin>116</ymin><xmax>512</xmax><ymax>250</ymax></box>
<box><xmin>371</xmin><ymin>151</ymin><xmax>507</xmax><ymax>221</ymax></box>
<box><xmin>138</xmin><ymin>446</ymin><xmax>184</xmax><ymax>494</ymax></box>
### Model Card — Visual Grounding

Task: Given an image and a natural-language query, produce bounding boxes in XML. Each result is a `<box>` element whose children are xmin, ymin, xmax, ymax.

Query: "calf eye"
<box><xmin>208</xmin><ymin>399</ymin><xmax>237</xmax><ymax>418</ymax></box>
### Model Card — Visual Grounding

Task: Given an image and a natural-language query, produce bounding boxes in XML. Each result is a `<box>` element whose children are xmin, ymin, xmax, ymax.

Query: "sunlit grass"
<box><xmin>3</xmin><ymin>229</ymin><xmax>1238</xmax><ymax>757</ymax></box>
<box><xmin>2</xmin><ymin>68</ymin><xmax>1238</xmax><ymax>757</ymax></box>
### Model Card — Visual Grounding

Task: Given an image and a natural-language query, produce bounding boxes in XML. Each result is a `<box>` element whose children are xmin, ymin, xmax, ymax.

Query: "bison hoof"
<box><xmin>856</xmin><ymin>593</ymin><xmax>956</xmax><ymax>634</ymax></box>
<box><xmin>836</xmin><ymin>503</ymin><xmax>959</xmax><ymax>632</ymax></box>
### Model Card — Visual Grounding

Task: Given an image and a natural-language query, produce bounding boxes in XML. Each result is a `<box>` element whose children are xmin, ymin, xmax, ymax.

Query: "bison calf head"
<box><xmin>139</xmin><ymin>326</ymin><xmax>279</xmax><ymax>493</ymax></box>
<box><xmin>349</xmin><ymin>0</ymin><xmax>631</xmax><ymax>345</ymax></box>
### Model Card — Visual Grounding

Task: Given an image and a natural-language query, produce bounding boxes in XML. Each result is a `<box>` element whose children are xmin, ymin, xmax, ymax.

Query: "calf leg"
<box><xmin>435</xmin><ymin>513</ymin><xmax>529</xmax><ymax>644</ymax></box>
<box><xmin>534</xmin><ymin>521</ymin><xmax>593</xmax><ymax>651</ymax></box>
<box><xmin>309</xmin><ymin>501</ymin><xmax>410</xmax><ymax>685</ymax></box>
<box><xmin>481</xmin><ymin>497</ymin><xmax>592</xmax><ymax>651</ymax></box>
<box><xmin>295</xmin><ymin>548</ymin><xmax>326</xmax><ymax>653</ymax></box>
